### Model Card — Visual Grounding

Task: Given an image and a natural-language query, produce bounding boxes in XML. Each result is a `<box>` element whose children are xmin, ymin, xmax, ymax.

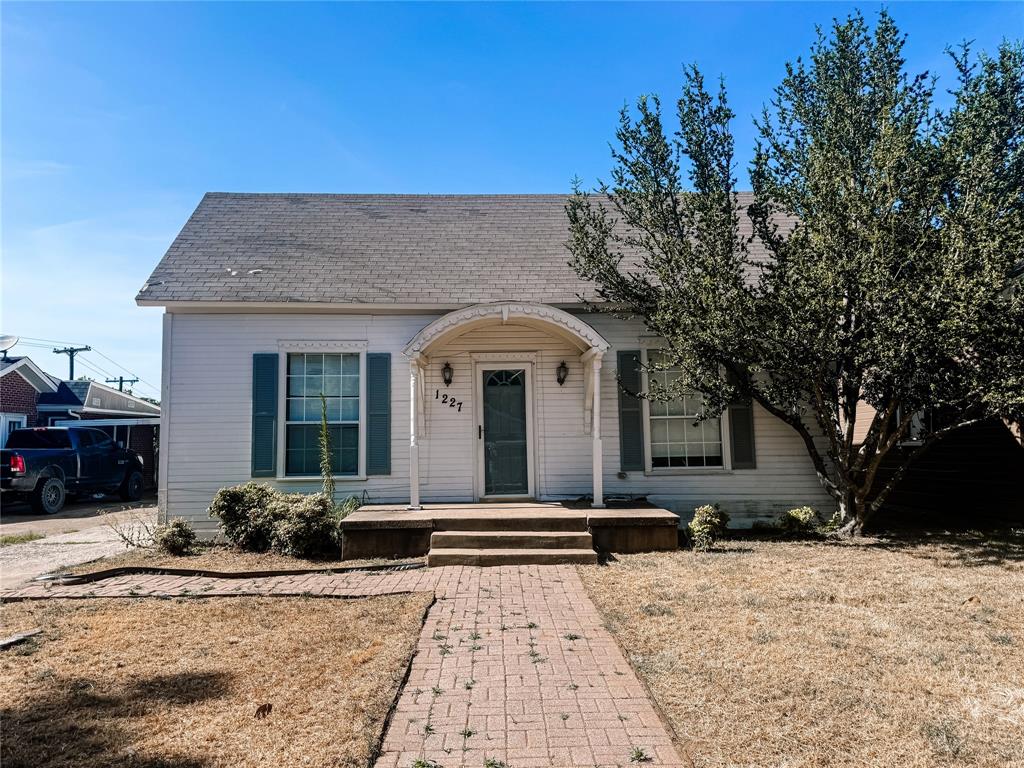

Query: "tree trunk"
<box><xmin>834</xmin><ymin>490</ymin><xmax>867</xmax><ymax>537</ymax></box>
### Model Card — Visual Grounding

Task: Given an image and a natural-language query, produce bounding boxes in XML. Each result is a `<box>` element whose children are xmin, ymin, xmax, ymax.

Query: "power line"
<box><xmin>11</xmin><ymin>336</ymin><xmax>159</xmax><ymax>395</ymax></box>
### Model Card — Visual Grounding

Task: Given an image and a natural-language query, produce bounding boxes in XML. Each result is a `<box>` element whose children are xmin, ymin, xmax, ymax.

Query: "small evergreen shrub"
<box><xmin>688</xmin><ymin>504</ymin><xmax>730</xmax><ymax>551</ymax></box>
<box><xmin>818</xmin><ymin>510</ymin><xmax>843</xmax><ymax>533</ymax></box>
<box><xmin>207</xmin><ymin>482</ymin><xmax>285</xmax><ymax>552</ymax></box>
<box><xmin>270</xmin><ymin>493</ymin><xmax>340</xmax><ymax>558</ymax></box>
<box><xmin>154</xmin><ymin>518</ymin><xmax>197</xmax><ymax>556</ymax></box>
<box><xmin>779</xmin><ymin>506</ymin><xmax>820</xmax><ymax>536</ymax></box>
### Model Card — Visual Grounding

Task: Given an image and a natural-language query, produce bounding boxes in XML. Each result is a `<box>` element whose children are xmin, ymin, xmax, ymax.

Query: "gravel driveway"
<box><xmin>0</xmin><ymin>501</ymin><xmax>157</xmax><ymax>589</ymax></box>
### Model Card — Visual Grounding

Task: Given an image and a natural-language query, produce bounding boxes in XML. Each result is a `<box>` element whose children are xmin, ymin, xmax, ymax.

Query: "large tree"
<box><xmin>567</xmin><ymin>11</ymin><xmax>1023</xmax><ymax>535</ymax></box>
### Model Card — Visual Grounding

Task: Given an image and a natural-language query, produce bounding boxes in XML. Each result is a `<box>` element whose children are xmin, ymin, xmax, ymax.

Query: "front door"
<box><xmin>481</xmin><ymin>369</ymin><xmax>529</xmax><ymax>496</ymax></box>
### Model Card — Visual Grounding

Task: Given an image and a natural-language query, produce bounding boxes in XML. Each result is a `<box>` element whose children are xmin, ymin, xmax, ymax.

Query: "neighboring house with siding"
<box><xmin>37</xmin><ymin>379</ymin><xmax>161</xmax><ymax>425</ymax></box>
<box><xmin>0</xmin><ymin>356</ymin><xmax>58</xmax><ymax>445</ymax></box>
<box><xmin>138</xmin><ymin>193</ymin><xmax>835</xmax><ymax>534</ymax></box>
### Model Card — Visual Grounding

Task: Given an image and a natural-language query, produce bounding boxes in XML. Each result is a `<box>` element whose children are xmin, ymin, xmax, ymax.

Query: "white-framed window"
<box><xmin>282</xmin><ymin>351</ymin><xmax>363</xmax><ymax>477</ymax></box>
<box><xmin>642</xmin><ymin>349</ymin><xmax>727</xmax><ymax>470</ymax></box>
<box><xmin>1</xmin><ymin>415</ymin><xmax>27</xmax><ymax>447</ymax></box>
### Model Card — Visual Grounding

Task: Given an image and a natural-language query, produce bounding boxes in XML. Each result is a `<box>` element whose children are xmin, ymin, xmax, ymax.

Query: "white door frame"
<box><xmin>1</xmin><ymin>414</ymin><xmax>28</xmax><ymax>447</ymax></box>
<box><xmin>473</xmin><ymin>360</ymin><xmax>536</xmax><ymax>500</ymax></box>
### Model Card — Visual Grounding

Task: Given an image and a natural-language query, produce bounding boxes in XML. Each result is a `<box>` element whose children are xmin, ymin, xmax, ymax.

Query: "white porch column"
<box><xmin>408</xmin><ymin>358</ymin><xmax>422</xmax><ymax>510</ymax></box>
<box><xmin>590</xmin><ymin>355</ymin><xmax>605</xmax><ymax>508</ymax></box>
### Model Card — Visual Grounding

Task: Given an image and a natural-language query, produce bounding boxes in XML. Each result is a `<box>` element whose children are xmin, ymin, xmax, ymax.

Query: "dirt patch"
<box><xmin>63</xmin><ymin>544</ymin><xmax>423</xmax><ymax>576</ymax></box>
<box><xmin>579</xmin><ymin>535</ymin><xmax>1024</xmax><ymax>768</ymax></box>
<box><xmin>1</xmin><ymin>593</ymin><xmax>432</xmax><ymax>768</ymax></box>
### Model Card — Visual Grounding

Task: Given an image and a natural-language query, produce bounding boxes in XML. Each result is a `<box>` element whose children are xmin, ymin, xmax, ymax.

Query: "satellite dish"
<box><xmin>0</xmin><ymin>335</ymin><xmax>18</xmax><ymax>357</ymax></box>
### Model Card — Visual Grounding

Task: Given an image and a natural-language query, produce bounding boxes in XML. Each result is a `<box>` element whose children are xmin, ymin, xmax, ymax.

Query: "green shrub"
<box><xmin>336</xmin><ymin>494</ymin><xmax>361</xmax><ymax>520</ymax></box>
<box><xmin>207</xmin><ymin>482</ymin><xmax>285</xmax><ymax>552</ymax></box>
<box><xmin>779</xmin><ymin>506</ymin><xmax>820</xmax><ymax>536</ymax></box>
<box><xmin>818</xmin><ymin>510</ymin><xmax>843</xmax><ymax>533</ymax></box>
<box><xmin>154</xmin><ymin>518</ymin><xmax>197</xmax><ymax>556</ymax></box>
<box><xmin>270</xmin><ymin>493</ymin><xmax>340</xmax><ymax>558</ymax></box>
<box><xmin>688</xmin><ymin>504</ymin><xmax>730</xmax><ymax>551</ymax></box>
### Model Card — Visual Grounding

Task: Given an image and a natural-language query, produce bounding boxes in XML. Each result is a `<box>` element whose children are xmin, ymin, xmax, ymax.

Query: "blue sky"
<box><xmin>2</xmin><ymin>2</ymin><xmax>1018</xmax><ymax>396</ymax></box>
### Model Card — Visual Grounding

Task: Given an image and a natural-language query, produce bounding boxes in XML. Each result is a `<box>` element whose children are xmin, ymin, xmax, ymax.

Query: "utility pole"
<box><xmin>52</xmin><ymin>346</ymin><xmax>91</xmax><ymax>379</ymax></box>
<box><xmin>106</xmin><ymin>376</ymin><xmax>138</xmax><ymax>392</ymax></box>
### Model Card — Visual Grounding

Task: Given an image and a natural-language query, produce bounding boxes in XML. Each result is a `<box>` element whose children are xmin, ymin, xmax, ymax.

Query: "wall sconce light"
<box><xmin>556</xmin><ymin>360</ymin><xmax>569</xmax><ymax>386</ymax></box>
<box><xmin>442</xmin><ymin>361</ymin><xmax>454</xmax><ymax>387</ymax></box>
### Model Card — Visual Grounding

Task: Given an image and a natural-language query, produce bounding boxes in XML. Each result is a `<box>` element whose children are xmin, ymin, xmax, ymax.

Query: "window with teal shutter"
<box><xmin>251</xmin><ymin>353</ymin><xmax>279</xmax><ymax>477</ymax></box>
<box><xmin>366</xmin><ymin>353</ymin><xmax>391</xmax><ymax>475</ymax></box>
<box><xmin>617</xmin><ymin>350</ymin><xmax>645</xmax><ymax>471</ymax></box>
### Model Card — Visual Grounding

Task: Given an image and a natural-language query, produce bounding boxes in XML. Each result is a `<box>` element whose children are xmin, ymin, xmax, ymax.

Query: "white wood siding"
<box><xmin>162</xmin><ymin>310</ymin><xmax>835</xmax><ymax>530</ymax></box>
<box><xmin>586</xmin><ymin>313</ymin><xmax>835</xmax><ymax>522</ymax></box>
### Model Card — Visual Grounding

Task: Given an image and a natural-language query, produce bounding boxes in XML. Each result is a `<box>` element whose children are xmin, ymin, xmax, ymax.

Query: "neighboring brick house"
<box><xmin>0</xmin><ymin>356</ymin><xmax>58</xmax><ymax>446</ymax></box>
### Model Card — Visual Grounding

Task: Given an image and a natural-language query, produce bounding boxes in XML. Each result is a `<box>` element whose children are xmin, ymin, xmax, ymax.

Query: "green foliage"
<box><xmin>336</xmin><ymin>493</ymin><xmax>361</xmax><ymax>520</ymax></box>
<box><xmin>688</xmin><ymin>504</ymin><xmax>730</xmax><ymax>551</ymax></box>
<box><xmin>269</xmin><ymin>492</ymin><xmax>339</xmax><ymax>558</ymax></box>
<box><xmin>207</xmin><ymin>482</ymin><xmax>282</xmax><ymax>552</ymax></box>
<box><xmin>779</xmin><ymin>507</ymin><xmax>820</xmax><ymax>537</ymax></box>
<box><xmin>568</xmin><ymin>10</ymin><xmax>1024</xmax><ymax>534</ymax></box>
<box><xmin>209</xmin><ymin>482</ymin><xmax>361</xmax><ymax>557</ymax></box>
<box><xmin>319</xmin><ymin>392</ymin><xmax>336</xmax><ymax>502</ymax></box>
<box><xmin>154</xmin><ymin>518</ymin><xmax>197</xmax><ymax>556</ymax></box>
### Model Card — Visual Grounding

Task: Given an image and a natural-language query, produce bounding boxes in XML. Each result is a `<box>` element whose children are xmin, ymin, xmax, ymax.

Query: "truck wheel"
<box><xmin>31</xmin><ymin>477</ymin><xmax>66</xmax><ymax>515</ymax></box>
<box><xmin>120</xmin><ymin>470</ymin><xmax>144</xmax><ymax>501</ymax></box>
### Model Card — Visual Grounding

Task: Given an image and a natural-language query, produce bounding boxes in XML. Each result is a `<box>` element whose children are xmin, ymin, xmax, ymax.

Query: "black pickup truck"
<box><xmin>1</xmin><ymin>427</ymin><xmax>145</xmax><ymax>514</ymax></box>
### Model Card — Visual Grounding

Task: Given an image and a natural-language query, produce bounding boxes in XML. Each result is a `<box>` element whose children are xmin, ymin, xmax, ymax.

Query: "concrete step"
<box><xmin>432</xmin><ymin>514</ymin><xmax>588</xmax><ymax>532</ymax></box>
<box><xmin>431</xmin><ymin>530</ymin><xmax>594</xmax><ymax>550</ymax></box>
<box><xmin>427</xmin><ymin>548</ymin><xmax>599</xmax><ymax>567</ymax></box>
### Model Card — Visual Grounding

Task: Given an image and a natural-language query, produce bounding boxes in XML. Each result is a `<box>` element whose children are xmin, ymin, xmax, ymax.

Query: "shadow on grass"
<box><xmin>1</xmin><ymin>670</ymin><xmax>229</xmax><ymax>768</ymax></box>
<box><xmin>852</xmin><ymin>529</ymin><xmax>1024</xmax><ymax>568</ymax></box>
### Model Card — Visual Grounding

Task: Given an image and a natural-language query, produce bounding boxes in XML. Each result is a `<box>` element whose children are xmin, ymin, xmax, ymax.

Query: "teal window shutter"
<box><xmin>366</xmin><ymin>353</ymin><xmax>391</xmax><ymax>475</ymax></box>
<box><xmin>251</xmin><ymin>353</ymin><xmax>279</xmax><ymax>477</ymax></box>
<box><xmin>617</xmin><ymin>350</ymin><xmax>645</xmax><ymax>471</ymax></box>
<box><xmin>727</xmin><ymin>371</ymin><xmax>757</xmax><ymax>469</ymax></box>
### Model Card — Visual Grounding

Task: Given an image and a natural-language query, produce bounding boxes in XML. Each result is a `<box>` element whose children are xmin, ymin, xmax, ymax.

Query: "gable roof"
<box><xmin>0</xmin><ymin>356</ymin><xmax>60</xmax><ymax>393</ymax></box>
<box><xmin>138</xmin><ymin>192</ymin><xmax>773</xmax><ymax>307</ymax></box>
<box><xmin>38</xmin><ymin>379</ymin><xmax>161</xmax><ymax>416</ymax></box>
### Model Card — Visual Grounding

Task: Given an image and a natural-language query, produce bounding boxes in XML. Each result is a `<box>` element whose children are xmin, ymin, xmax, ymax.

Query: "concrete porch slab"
<box><xmin>341</xmin><ymin>501</ymin><xmax>680</xmax><ymax>561</ymax></box>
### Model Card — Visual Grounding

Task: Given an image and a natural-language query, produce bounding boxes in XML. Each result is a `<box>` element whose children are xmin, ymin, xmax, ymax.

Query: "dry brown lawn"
<box><xmin>580</xmin><ymin>533</ymin><xmax>1024</xmax><ymax>768</ymax></box>
<box><xmin>0</xmin><ymin>593</ymin><xmax>432</xmax><ymax>768</ymax></box>
<box><xmin>63</xmin><ymin>544</ymin><xmax>422</xmax><ymax>576</ymax></box>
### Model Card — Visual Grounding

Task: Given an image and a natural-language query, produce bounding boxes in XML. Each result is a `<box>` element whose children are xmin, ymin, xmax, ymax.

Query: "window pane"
<box><xmin>343</xmin><ymin>353</ymin><xmax>360</xmax><ymax>375</ymax></box>
<box><xmin>666</xmin><ymin>420</ymin><xmax>685</xmax><ymax>442</ymax></box>
<box><xmin>325</xmin><ymin>398</ymin><xmax>341</xmax><ymax>421</ymax></box>
<box><xmin>341</xmin><ymin>398</ymin><xmax>359</xmax><ymax>421</ymax></box>
<box><xmin>287</xmin><ymin>399</ymin><xmax>305</xmax><ymax>420</ymax></box>
<box><xmin>304</xmin><ymin>375</ymin><xmax>323</xmax><ymax>397</ymax></box>
<box><xmin>666</xmin><ymin>398</ymin><xmax>686</xmax><ymax>417</ymax></box>
<box><xmin>323</xmin><ymin>354</ymin><xmax>341</xmax><ymax>375</ymax></box>
<box><xmin>288</xmin><ymin>356</ymin><xmax>304</xmax><ymax>375</ymax></box>
<box><xmin>305</xmin><ymin>355</ymin><xmax>324</xmax><ymax>376</ymax></box>
<box><xmin>321</xmin><ymin>376</ymin><xmax>339</xmax><ymax>396</ymax></box>
<box><xmin>650</xmin><ymin>420</ymin><xmax>668</xmax><ymax>443</ymax></box>
<box><xmin>342</xmin><ymin>375</ymin><xmax>359</xmax><ymax>396</ymax></box>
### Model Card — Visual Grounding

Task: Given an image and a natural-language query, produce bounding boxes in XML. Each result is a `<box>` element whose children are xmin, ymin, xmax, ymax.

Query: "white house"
<box><xmin>139</xmin><ymin>193</ymin><xmax>833</xmax><ymax>537</ymax></box>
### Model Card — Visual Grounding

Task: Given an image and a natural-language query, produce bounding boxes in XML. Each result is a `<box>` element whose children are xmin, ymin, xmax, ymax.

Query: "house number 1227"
<box><xmin>435</xmin><ymin>390</ymin><xmax>463</xmax><ymax>412</ymax></box>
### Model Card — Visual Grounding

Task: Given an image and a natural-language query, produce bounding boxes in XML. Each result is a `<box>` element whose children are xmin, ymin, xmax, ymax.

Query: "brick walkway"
<box><xmin>1</xmin><ymin>565</ymin><xmax>684</xmax><ymax>768</ymax></box>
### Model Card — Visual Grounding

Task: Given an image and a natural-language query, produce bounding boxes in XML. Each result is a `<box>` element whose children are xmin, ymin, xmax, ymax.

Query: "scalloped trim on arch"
<box><xmin>402</xmin><ymin>302</ymin><xmax>610</xmax><ymax>357</ymax></box>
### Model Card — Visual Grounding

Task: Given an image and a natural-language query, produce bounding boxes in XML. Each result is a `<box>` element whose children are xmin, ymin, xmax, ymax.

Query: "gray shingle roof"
<box><xmin>138</xmin><ymin>192</ymin><xmax>769</xmax><ymax>306</ymax></box>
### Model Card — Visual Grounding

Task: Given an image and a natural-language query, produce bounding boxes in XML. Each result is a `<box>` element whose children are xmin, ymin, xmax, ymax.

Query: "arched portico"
<box><xmin>403</xmin><ymin>302</ymin><xmax>610</xmax><ymax>510</ymax></box>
